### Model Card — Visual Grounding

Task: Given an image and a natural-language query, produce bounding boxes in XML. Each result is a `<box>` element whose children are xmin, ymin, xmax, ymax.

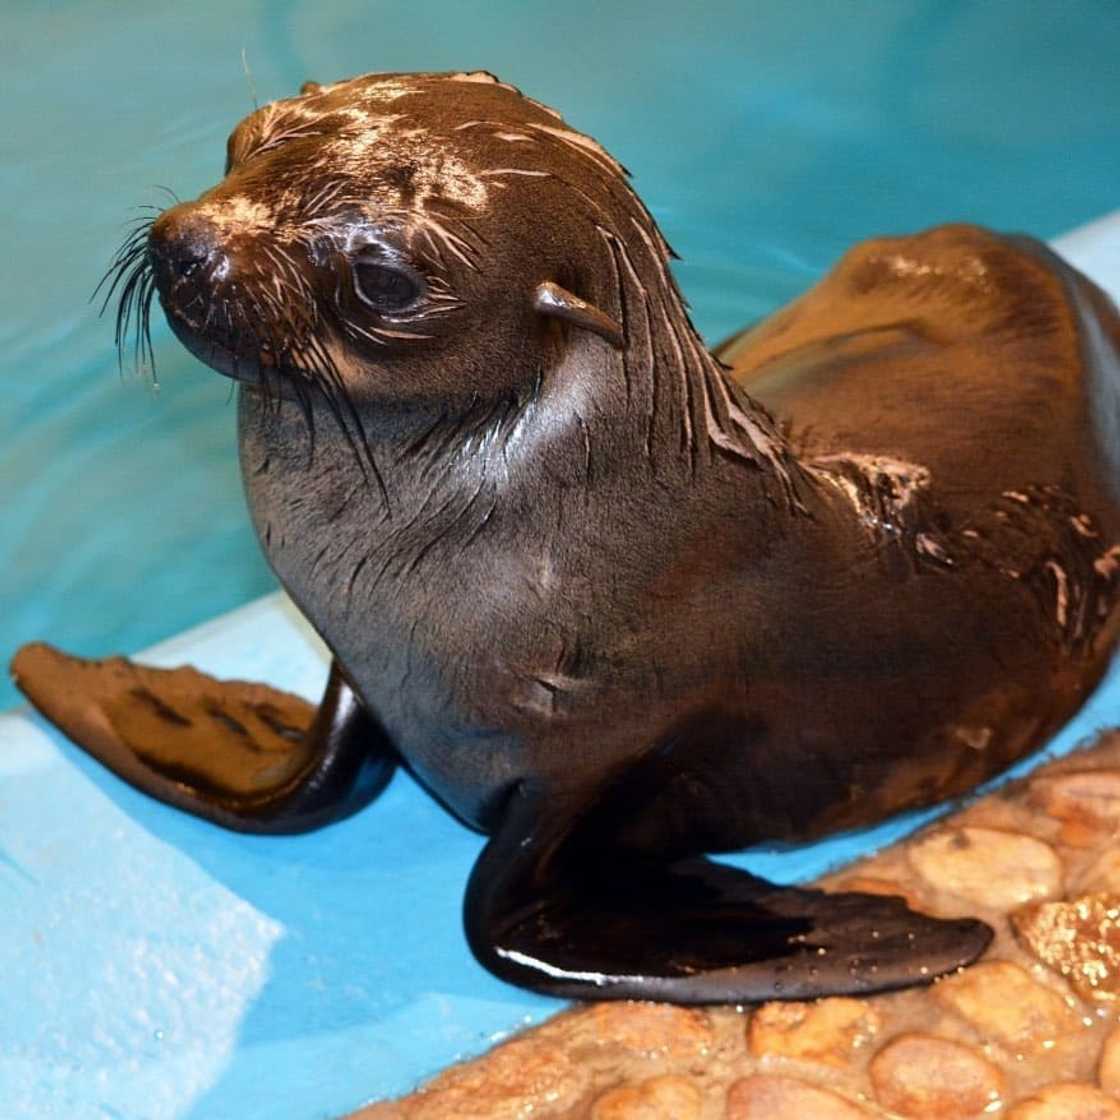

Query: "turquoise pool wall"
<box><xmin>4</xmin><ymin>0</ymin><xmax>1120</xmax><ymax>707</ymax></box>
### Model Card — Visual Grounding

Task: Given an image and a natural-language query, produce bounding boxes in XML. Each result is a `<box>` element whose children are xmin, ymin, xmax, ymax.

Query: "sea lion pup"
<box><xmin>13</xmin><ymin>71</ymin><xmax>1120</xmax><ymax>1003</ymax></box>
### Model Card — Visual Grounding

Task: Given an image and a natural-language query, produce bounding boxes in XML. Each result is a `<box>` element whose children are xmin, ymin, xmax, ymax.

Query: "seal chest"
<box><xmin>12</xmin><ymin>70</ymin><xmax>1120</xmax><ymax>1003</ymax></box>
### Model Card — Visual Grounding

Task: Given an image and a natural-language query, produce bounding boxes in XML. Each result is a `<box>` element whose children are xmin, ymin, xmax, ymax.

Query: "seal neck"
<box><xmin>549</xmin><ymin>223</ymin><xmax>807</xmax><ymax>511</ymax></box>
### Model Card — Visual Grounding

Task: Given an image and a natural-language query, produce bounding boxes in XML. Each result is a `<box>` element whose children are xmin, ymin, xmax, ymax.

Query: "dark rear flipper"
<box><xmin>11</xmin><ymin>642</ymin><xmax>395</xmax><ymax>834</ymax></box>
<box><xmin>466</xmin><ymin>783</ymin><xmax>992</xmax><ymax>1003</ymax></box>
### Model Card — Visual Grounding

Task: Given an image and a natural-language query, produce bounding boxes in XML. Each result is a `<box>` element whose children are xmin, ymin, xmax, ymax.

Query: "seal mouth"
<box><xmin>161</xmin><ymin>302</ymin><xmax>329</xmax><ymax>408</ymax></box>
<box><xmin>157</xmin><ymin>291</ymin><xmax>373</xmax><ymax>438</ymax></box>
<box><xmin>162</xmin><ymin>301</ymin><xmax>270</xmax><ymax>386</ymax></box>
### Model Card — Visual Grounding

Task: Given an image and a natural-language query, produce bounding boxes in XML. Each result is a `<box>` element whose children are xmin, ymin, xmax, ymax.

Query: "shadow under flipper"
<box><xmin>9</xmin><ymin>642</ymin><xmax>396</xmax><ymax>833</ymax></box>
<box><xmin>466</xmin><ymin>783</ymin><xmax>993</xmax><ymax>1004</ymax></box>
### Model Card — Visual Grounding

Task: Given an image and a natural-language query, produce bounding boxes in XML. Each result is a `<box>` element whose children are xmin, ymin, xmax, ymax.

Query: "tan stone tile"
<box><xmin>933</xmin><ymin>960</ymin><xmax>1082</xmax><ymax>1054</ymax></box>
<box><xmin>1006</xmin><ymin>1081</ymin><xmax>1120</xmax><ymax>1118</ymax></box>
<box><xmin>868</xmin><ymin>1032</ymin><xmax>1004</xmax><ymax>1117</ymax></box>
<box><xmin>590</xmin><ymin>1074</ymin><xmax>703</xmax><ymax>1119</ymax></box>
<box><xmin>1013</xmin><ymin>894</ymin><xmax>1120</xmax><ymax>1002</ymax></box>
<box><xmin>908</xmin><ymin>827</ymin><xmax>1062</xmax><ymax>909</ymax></box>
<box><xmin>1030</xmin><ymin>771</ymin><xmax>1120</xmax><ymax>829</ymax></box>
<box><xmin>1099</xmin><ymin>1023</ymin><xmax>1120</xmax><ymax>1094</ymax></box>
<box><xmin>724</xmin><ymin>1074</ymin><xmax>871</xmax><ymax>1119</ymax></box>
<box><xmin>748</xmin><ymin>998</ymin><xmax>880</xmax><ymax>1068</ymax></box>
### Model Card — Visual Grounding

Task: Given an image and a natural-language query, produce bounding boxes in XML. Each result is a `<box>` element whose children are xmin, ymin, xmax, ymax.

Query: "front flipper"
<box><xmin>11</xmin><ymin>643</ymin><xmax>395</xmax><ymax>834</ymax></box>
<box><xmin>466</xmin><ymin>784</ymin><xmax>992</xmax><ymax>1003</ymax></box>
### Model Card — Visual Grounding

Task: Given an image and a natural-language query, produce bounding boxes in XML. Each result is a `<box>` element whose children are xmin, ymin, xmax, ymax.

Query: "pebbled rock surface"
<box><xmin>349</xmin><ymin>730</ymin><xmax>1120</xmax><ymax>1119</ymax></box>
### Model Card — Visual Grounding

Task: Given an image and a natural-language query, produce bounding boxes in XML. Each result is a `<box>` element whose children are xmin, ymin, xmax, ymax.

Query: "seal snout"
<box><xmin>149</xmin><ymin>206</ymin><xmax>224</xmax><ymax>291</ymax></box>
<box><xmin>145</xmin><ymin>203</ymin><xmax>268</xmax><ymax>382</ymax></box>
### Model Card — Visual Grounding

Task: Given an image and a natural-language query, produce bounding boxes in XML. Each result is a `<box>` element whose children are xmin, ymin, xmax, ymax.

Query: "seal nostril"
<box><xmin>175</xmin><ymin>255</ymin><xmax>205</xmax><ymax>279</ymax></box>
<box><xmin>149</xmin><ymin>205</ymin><xmax>221</xmax><ymax>287</ymax></box>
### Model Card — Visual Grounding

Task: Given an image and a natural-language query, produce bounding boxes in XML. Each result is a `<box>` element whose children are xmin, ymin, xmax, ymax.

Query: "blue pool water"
<box><xmin>3</xmin><ymin>2</ymin><xmax>1120</xmax><ymax>1117</ymax></box>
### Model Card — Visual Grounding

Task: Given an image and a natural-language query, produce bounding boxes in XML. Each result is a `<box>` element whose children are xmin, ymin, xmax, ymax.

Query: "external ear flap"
<box><xmin>300</xmin><ymin>80</ymin><xmax>323</xmax><ymax>95</ymax></box>
<box><xmin>533</xmin><ymin>282</ymin><xmax>625</xmax><ymax>350</ymax></box>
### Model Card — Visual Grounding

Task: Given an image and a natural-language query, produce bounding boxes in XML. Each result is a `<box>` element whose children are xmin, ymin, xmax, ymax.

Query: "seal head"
<box><xmin>148</xmin><ymin>71</ymin><xmax>635</xmax><ymax>419</ymax></box>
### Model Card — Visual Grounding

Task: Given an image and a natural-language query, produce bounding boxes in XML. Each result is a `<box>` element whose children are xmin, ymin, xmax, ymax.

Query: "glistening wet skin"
<box><xmin>13</xmin><ymin>69</ymin><xmax>1120</xmax><ymax>1004</ymax></box>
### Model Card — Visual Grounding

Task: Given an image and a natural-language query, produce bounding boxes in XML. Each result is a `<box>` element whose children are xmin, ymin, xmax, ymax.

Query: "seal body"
<box><xmin>238</xmin><ymin>219</ymin><xmax>1120</xmax><ymax>849</ymax></box>
<box><xmin>12</xmin><ymin>71</ymin><xmax>1120</xmax><ymax>1002</ymax></box>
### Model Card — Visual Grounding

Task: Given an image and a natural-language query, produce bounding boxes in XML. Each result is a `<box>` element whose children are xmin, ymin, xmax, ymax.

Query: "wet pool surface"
<box><xmin>3</xmin><ymin>2</ymin><xmax>1120</xmax><ymax>1117</ymax></box>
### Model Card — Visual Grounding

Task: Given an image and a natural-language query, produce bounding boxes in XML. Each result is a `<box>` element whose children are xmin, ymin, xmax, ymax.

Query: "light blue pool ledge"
<box><xmin>2</xmin><ymin>211</ymin><xmax>1119</xmax><ymax>1120</ymax></box>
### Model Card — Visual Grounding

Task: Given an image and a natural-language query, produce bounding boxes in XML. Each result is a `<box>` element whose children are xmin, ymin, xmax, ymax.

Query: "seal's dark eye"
<box><xmin>353</xmin><ymin>261</ymin><xmax>424</xmax><ymax>312</ymax></box>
